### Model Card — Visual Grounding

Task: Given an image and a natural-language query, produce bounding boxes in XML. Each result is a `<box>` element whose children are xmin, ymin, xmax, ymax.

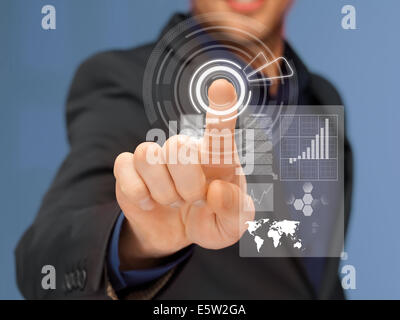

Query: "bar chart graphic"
<box><xmin>280</xmin><ymin>115</ymin><xmax>338</xmax><ymax>181</ymax></box>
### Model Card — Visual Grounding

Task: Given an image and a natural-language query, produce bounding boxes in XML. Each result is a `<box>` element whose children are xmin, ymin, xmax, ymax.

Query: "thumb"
<box><xmin>207</xmin><ymin>179</ymin><xmax>255</xmax><ymax>242</ymax></box>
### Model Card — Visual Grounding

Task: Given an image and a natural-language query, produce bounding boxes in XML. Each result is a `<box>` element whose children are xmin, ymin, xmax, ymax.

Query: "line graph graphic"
<box><xmin>280</xmin><ymin>115</ymin><xmax>338</xmax><ymax>181</ymax></box>
<box><xmin>245</xmin><ymin>183</ymin><xmax>274</xmax><ymax>212</ymax></box>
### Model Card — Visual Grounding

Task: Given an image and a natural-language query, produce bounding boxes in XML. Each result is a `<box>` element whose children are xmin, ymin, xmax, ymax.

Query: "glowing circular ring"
<box><xmin>189</xmin><ymin>60</ymin><xmax>247</xmax><ymax>116</ymax></box>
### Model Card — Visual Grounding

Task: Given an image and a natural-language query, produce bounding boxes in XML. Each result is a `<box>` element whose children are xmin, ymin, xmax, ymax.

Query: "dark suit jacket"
<box><xmin>15</xmin><ymin>13</ymin><xmax>353</xmax><ymax>300</ymax></box>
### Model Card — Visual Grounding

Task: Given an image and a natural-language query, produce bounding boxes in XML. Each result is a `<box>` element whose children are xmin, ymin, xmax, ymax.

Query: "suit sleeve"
<box><xmin>15</xmin><ymin>51</ymin><xmax>152</xmax><ymax>299</ymax></box>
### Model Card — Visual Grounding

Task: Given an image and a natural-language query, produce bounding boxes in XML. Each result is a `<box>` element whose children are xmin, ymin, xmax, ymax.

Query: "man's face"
<box><xmin>193</xmin><ymin>0</ymin><xmax>293</xmax><ymax>41</ymax></box>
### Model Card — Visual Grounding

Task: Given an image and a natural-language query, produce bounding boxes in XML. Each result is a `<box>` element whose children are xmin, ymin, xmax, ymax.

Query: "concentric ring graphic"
<box><xmin>143</xmin><ymin>13</ymin><xmax>299</xmax><ymax>148</ymax></box>
<box><xmin>189</xmin><ymin>59</ymin><xmax>249</xmax><ymax>118</ymax></box>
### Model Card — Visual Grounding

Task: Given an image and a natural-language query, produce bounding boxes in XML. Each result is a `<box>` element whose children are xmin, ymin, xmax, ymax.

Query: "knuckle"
<box><xmin>180</xmin><ymin>190</ymin><xmax>204</xmax><ymax>202</ymax></box>
<box><xmin>179</xmin><ymin>178</ymin><xmax>206</xmax><ymax>202</ymax></box>
<box><xmin>164</xmin><ymin>135</ymin><xmax>191</xmax><ymax>151</ymax></box>
<box><xmin>152</xmin><ymin>190</ymin><xmax>178</xmax><ymax>206</ymax></box>
<box><xmin>164</xmin><ymin>135</ymin><xmax>198</xmax><ymax>165</ymax></box>
<box><xmin>129</xmin><ymin>179</ymin><xmax>148</xmax><ymax>198</ymax></box>
<box><xmin>113</xmin><ymin>152</ymin><xmax>132</xmax><ymax>178</ymax></box>
<box><xmin>134</xmin><ymin>142</ymin><xmax>161</xmax><ymax>165</ymax></box>
<box><xmin>134</xmin><ymin>142</ymin><xmax>151</xmax><ymax>162</ymax></box>
<box><xmin>120</xmin><ymin>179</ymin><xmax>148</xmax><ymax>202</ymax></box>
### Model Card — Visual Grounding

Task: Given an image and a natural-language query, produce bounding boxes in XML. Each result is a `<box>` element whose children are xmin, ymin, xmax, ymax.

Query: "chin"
<box><xmin>196</xmin><ymin>12</ymin><xmax>278</xmax><ymax>45</ymax></box>
<box><xmin>192</xmin><ymin>1</ymin><xmax>287</xmax><ymax>43</ymax></box>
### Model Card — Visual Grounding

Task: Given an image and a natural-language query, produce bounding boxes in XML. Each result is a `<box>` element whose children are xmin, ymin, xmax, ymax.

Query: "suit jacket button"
<box><xmin>70</xmin><ymin>271</ymin><xmax>78</xmax><ymax>290</ymax></box>
<box><xmin>64</xmin><ymin>273</ymin><xmax>72</xmax><ymax>292</ymax></box>
<box><xmin>77</xmin><ymin>269</ymin><xmax>87</xmax><ymax>290</ymax></box>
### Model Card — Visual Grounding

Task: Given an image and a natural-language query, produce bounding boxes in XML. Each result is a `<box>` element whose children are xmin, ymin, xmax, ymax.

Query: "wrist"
<box><xmin>119</xmin><ymin>217</ymin><xmax>187</xmax><ymax>271</ymax></box>
<box><xmin>118</xmin><ymin>218</ymin><xmax>162</xmax><ymax>270</ymax></box>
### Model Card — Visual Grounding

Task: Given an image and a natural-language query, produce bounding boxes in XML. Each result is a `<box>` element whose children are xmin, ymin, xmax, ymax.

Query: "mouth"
<box><xmin>227</xmin><ymin>0</ymin><xmax>265</xmax><ymax>13</ymax></box>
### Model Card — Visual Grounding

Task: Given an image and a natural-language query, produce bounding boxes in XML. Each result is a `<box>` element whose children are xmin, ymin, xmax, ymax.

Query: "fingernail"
<box><xmin>193</xmin><ymin>200</ymin><xmax>206</xmax><ymax>207</ymax></box>
<box><xmin>139</xmin><ymin>197</ymin><xmax>155</xmax><ymax>211</ymax></box>
<box><xmin>170</xmin><ymin>200</ymin><xmax>184</xmax><ymax>208</ymax></box>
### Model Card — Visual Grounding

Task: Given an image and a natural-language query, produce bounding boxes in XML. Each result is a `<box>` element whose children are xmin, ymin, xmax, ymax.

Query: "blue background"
<box><xmin>1</xmin><ymin>0</ymin><xmax>398</xmax><ymax>299</ymax></box>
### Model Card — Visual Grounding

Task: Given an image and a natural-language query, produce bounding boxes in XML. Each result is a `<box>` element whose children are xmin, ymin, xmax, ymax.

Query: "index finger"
<box><xmin>201</xmin><ymin>79</ymin><xmax>240</xmax><ymax>178</ymax></box>
<box><xmin>205</xmin><ymin>78</ymin><xmax>238</xmax><ymax>133</ymax></box>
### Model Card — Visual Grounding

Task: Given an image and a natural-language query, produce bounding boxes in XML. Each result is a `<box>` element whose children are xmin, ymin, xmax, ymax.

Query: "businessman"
<box><xmin>16</xmin><ymin>0</ymin><xmax>353</xmax><ymax>299</ymax></box>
